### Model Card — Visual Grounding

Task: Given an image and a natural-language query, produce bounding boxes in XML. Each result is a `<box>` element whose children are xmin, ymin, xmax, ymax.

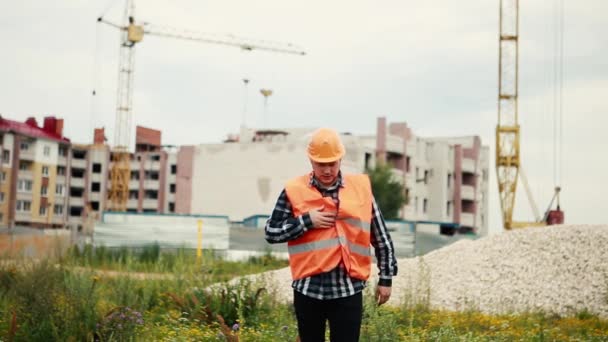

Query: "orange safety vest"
<box><xmin>284</xmin><ymin>174</ymin><xmax>373</xmax><ymax>281</ymax></box>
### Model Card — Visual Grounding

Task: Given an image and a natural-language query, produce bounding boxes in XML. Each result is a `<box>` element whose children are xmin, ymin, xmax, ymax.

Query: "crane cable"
<box><xmin>90</xmin><ymin>0</ymin><xmax>120</xmax><ymax>143</ymax></box>
<box><xmin>552</xmin><ymin>0</ymin><xmax>565</xmax><ymax>189</ymax></box>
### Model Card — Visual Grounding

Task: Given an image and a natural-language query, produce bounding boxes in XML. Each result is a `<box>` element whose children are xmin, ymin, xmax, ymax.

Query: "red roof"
<box><xmin>0</xmin><ymin>116</ymin><xmax>70</xmax><ymax>143</ymax></box>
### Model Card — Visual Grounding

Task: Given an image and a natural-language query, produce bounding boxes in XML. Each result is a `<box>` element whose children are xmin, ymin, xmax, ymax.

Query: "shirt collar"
<box><xmin>309</xmin><ymin>171</ymin><xmax>344</xmax><ymax>190</ymax></box>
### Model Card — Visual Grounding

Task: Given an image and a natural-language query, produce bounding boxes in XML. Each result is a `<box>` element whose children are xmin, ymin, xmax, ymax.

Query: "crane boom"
<box><xmin>143</xmin><ymin>24</ymin><xmax>306</xmax><ymax>56</ymax></box>
<box><xmin>99</xmin><ymin>0</ymin><xmax>306</xmax><ymax>211</ymax></box>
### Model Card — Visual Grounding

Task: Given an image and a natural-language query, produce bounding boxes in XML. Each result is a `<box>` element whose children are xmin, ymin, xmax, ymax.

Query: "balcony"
<box><xmin>129</xmin><ymin>180</ymin><xmax>140</xmax><ymax>189</ymax></box>
<box><xmin>145</xmin><ymin>161</ymin><xmax>161</xmax><ymax>171</ymax></box>
<box><xmin>57</xmin><ymin>155</ymin><xmax>68</xmax><ymax>165</ymax></box>
<box><xmin>385</xmin><ymin>136</ymin><xmax>405</xmax><ymax>154</ymax></box>
<box><xmin>462</xmin><ymin>158</ymin><xmax>476</xmax><ymax>173</ymax></box>
<box><xmin>70</xmin><ymin>178</ymin><xmax>85</xmax><ymax>188</ymax></box>
<box><xmin>17</xmin><ymin>170</ymin><xmax>33</xmax><ymax>180</ymax></box>
<box><xmin>460</xmin><ymin>212</ymin><xmax>475</xmax><ymax>227</ymax></box>
<box><xmin>461</xmin><ymin>185</ymin><xmax>476</xmax><ymax>200</ymax></box>
<box><xmin>127</xmin><ymin>199</ymin><xmax>139</xmax><ymax>208</ymax></box>
<box><xmin>14</xmin><ymin>211</ymin><xmax>32</xmax><ymax>222</ymax></box>
<box><xmin>143</xmin><ymin>180</ymin><xmax>160</xmax><ymax>189</ymax></box>
<box><xmin>70</xmin><ymin>197</ymin><xmax>84</xmax><ymax>207</ymax></box>
<box><xmin>130</xmin><ymin>161</ymin><xmax>141</xmax><ymax>170</ymax></box>
<box><xmin>72</xmin><ymin>159</ymin><xmax>87</xmax><ymax>169</ymax></box>
<box><xmin>19</xmin><ymin>149</ymin><xmax>35</xmax><ymax>161</ymax></box>
<box><xmin>142</xmin><ymin>199</ymin><xmax>158</xmax><ymax>209</ymax></box>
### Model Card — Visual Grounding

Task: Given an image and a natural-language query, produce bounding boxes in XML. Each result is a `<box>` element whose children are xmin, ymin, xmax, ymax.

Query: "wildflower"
<box><xmin>232</xmin><ymin>323</ymin><xmax>240</xmax><ymax>331</ymax></box>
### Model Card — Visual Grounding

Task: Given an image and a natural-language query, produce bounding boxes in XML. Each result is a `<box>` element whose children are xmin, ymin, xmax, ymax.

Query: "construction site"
<box><xmin>1</xmin><ymin>0</ymin><xmax>607</xmax><ymax>337</ymax></box>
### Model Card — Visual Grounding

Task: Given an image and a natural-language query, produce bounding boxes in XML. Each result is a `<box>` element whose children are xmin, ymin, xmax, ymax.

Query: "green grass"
<box><xmin>1</xmin><ymin>246</ymin><xmax>607</xmax><ymax>341</ymax></box>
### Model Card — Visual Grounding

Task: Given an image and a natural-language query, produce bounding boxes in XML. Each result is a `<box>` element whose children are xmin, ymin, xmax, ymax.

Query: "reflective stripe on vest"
<box><xmin>284</xmin><ymin>173</ymin><xmax>373</xmax><ymax>280</ymax></box>
<box><xmin>287</xmin><ymin>236</ymin><xmax>372</xmax><ymax>257</ymax></box>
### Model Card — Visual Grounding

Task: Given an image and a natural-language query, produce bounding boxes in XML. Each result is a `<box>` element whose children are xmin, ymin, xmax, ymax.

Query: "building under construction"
<box><xmin>0</xmin><ymin>114</ymin><xmax>489</xmax><ymax>235</ymax></box>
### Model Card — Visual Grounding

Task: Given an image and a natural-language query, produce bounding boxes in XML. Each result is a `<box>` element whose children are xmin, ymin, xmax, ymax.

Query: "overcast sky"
<box><xmin>1</xmin><ymin>0</ymin><xmax>606</xmax><ymax>233</ymax></box>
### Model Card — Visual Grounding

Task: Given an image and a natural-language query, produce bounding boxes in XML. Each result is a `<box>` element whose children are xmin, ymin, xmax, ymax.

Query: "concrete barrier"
<box><xmin>94</xmin><ymin>212</ymin><xmax>230</xmax><ymax>250</ymax></box>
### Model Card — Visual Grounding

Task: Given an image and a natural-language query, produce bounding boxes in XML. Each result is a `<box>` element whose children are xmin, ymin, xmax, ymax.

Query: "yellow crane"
<box><xmin>98</xmin><ymin>0</ymin><xmax>306</xmax><ymax>211</ymax></box>
<box><xmin>496</xmin><ymin>0</ymin><xmax>564</xmax><ymax>230</ymax></box>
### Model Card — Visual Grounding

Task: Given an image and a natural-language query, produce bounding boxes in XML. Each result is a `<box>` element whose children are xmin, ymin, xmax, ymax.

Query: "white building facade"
<box><xmin>187</xmin><ymin>117</ymin><xmax>490</xmax><ymax>235</ymax></box>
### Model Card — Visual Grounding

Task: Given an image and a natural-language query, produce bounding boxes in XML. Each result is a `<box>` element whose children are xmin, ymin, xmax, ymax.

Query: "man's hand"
<box><xmin>375</xmin><ymin>285</ymin><xmax>391</xmax><ymax>305</ymax></box>
<box><xmin>308</xmin><ymin>205</ymin><xmax>337</xmax><ymax>228</ymax></box>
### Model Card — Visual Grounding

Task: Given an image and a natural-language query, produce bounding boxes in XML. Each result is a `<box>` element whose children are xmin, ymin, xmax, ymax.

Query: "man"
<box><xmin>265</xmin><ymin>127</ymin><xmax>398</xmax><ymax>342</ymax></box>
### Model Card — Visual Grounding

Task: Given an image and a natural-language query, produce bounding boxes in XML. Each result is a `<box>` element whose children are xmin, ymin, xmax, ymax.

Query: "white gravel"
<box><xmin>225</xmin><ymin>224</ymin><xmax>608</xmax><ymax>318</ymax></box>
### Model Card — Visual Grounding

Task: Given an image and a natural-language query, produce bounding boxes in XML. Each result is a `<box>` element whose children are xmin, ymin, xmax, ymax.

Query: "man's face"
<box><xmin>310</xmin><ymin>159</ymin><xmax>341</xmax><ymax>187</ymax></box>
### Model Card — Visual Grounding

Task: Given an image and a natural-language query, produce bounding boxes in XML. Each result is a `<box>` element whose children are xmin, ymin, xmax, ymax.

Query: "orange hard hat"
<box><xmin>307</xmin><ymin>128</ymin><xmax>345</xmax><ymax>162</ymax></box>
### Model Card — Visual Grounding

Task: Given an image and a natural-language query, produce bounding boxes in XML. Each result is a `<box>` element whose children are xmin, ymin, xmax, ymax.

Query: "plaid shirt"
<box><xmin>265</xmin><ymin>172</ymin><xmax>398</xmax><ymax>300</ymax></box>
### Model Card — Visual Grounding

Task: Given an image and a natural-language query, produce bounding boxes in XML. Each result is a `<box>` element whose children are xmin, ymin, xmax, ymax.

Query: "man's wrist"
<box><xmin>301</xmin><ymin>213</ymin><xmax>314</xmax><ymax>231</ymax></box>
<box><xmin>378</xmin><ymin>278</ymin><xmax>392</xmax><ymax>287</ymax></box>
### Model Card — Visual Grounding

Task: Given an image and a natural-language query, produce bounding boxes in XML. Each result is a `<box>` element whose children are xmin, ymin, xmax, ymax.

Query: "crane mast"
<box><xmin>99</xmin><ymin>0</ymin><xmax>306</xmax><ymax>211</ymax></box>
<box><xmin>497</xmin><ymin>0</ymin><xmax>564</xmax><ymax>230</ymax></box>
<box><xmin>497</xmin><ymin>0</ymin><xmax>520</xmax><ymax>230</ymax></box>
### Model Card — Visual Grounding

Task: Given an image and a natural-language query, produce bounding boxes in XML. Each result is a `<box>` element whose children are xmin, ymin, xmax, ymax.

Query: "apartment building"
<box><xmin>0</xmin><ymin>114</ymin><xmax>488</xmax><ymax>235</ymax></box>
<box><xmin>0</xmin><ymin>116</ymin><xmax>71</xmax><ymax>228</ymax></box>
<box><xmin>187</xmin><ymin>117</ymin><xmax>490</xmax><ymax>235</ymax></box>
<box><xmin>63</xmin><ymin>126</ymin><xmax>189</xmax><ymax>220</ymax></box>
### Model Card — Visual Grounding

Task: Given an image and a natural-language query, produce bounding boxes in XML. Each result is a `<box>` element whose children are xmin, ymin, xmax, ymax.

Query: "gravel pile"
<box><xmin>225</xmin><ymin>224</ymin><xmax>608</xmax><ymax>317</ymax></box>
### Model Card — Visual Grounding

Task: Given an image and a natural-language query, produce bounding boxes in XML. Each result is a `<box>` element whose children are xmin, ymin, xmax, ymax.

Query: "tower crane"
<box><xmin>496</xmin><ymin>0</ymin><xmax>564</xmax><ymax>230</ymax></box>
<box><xmin>98</xmin><ymin>0</ymin><xmax>306</xmax><ymax>211</ymax></box>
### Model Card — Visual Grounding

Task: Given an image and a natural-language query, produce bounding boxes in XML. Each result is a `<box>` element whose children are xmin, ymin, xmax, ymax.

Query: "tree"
<box><xmin>366</xmin><ymin>163</ymin><xmax>407</xmax><ymax>220</ymax></box>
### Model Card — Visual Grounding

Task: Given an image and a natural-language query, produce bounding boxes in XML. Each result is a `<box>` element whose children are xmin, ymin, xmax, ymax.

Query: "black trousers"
<box><xmin>293</xmin><ymin>290</ymin><xmax>363</xmax><ymax>342</ymax></box>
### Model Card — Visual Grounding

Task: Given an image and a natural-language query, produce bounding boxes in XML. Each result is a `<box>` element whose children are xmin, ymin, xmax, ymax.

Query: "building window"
<box><xmin>423</xmin><ymin>198</ymin><xmax>428</xmax><ymax>213</ymax></box>
<box><xmin>20</xmin><ymin>142</ymin><xmax>29</xmax><ymax>151</ymax></box>
<box><xmin>57</xmin><ymin>166</ymin><xmax>66</xmax><ymax>176</ymax></box>
<box><xmin>70</xmin><ymin>207</ymin><xmax>83</xmax><ymax>217</ymax></box>
<box><xmin>171</xmin><ymin>164</ymin><xmax>177</xmax><ymax>174</ymax></box>
<box><xmin>56</xmin><ymin>184</ymin><xmax>64</xmax><ymax>195</ymax></box>
<box><xmin>170</xmin><ymin>183</ymin><xmax>176</xmax><ymax>193</ymax></box>
<box><xmin>91</xmin><ymin>182</ymin><xmax>101</xmax><ymax>192</ymax></box>
<box><xmin>70</xmin><ymin>187</ymin><xmax>84</xmax><ymax>197</ymax></box>
<box><xmin>91</xmin><ymin>201</ymin><xmax>100</xmax><ymax>211</ymax></box>
<box><xmin>2</xmin><ymin>150</ymin><xmax>9</xmax><ymax>164</ymax></box>
<box><xmin>447</xmin><ymin>201</ymin><xmax>452</xmax><ymax>216</ymax></box>
<box><xmin>54</xmin><ymin>204</ymin><xmax>63</xmax><ymax>215</ymax></box>
<box><xmin>92</xmin><ymin>163</ymin><xmax>102</xmax><ymax>173</ymax></box>
<box><xmin>0</xmin><ymin>213</ymin><xmax>3</xmax><ymax>221</ymax></box>
<box><xmin>0</xmin><ymin>192</ymin><xmax>4</xmax><ymax>203</ymax></box>
<box><xmin>58</xmin><ymin>146</ymin><xmax>67</xmax><ymax>157</ymax></box>
<box><xmin>414</xmin><ymin>196</ymin><xmax>418</xmax><ymax>212</ymax></box>
<box><xmin>72</xmin><ymin>150</ymin><xmax>86</xmax><ymax>159</ymax></box>
<box><xmin>17</xmin><ymin>180</ymin><xmax>32</xmax><ymax>192</ymax></box>
<box><xmin>16</xmin><ymin>200</ymin><xmax>31</xmax><ymax>212</ymax></box>
<box><xmin>40</xmin><ymin>186</ymin><xmax>48</xmax><ymax>196</ymax></box>
<box><xmin>130</xmin><ymin>171</ymin><xmax>139</xmax><ymax>180</ymax></box>
<box><xmin>129</xmin><ymin>190</ymin><xmax>138</xmax><ymax>199</ymax></box>
<box><xmin>447</xmin><ymin>173</ymin><xmax>452</xmax><ymax>188</ymax></box>
<box><xmin>39</xmin><ymin>205</ymin><xmax>47</xmax><ymax>216</ymax></box>
<box><xmin>145</xmin><ymin>190</ymin><xmax>158</xmax><ymax>199</ymax></box>
<box><xmin>42</xmin><ymin>166</ymin><xmax>49</xmax><ymax>176</ymax></box>
<box><xmin>169</xmin><ymin>202</ymin><xmax>175</xmax><ymax>212</ymax></box>
<box><xmin>145</xmin><ymin>171</ymin><xmax>159</xmax><ymax>180</ymax></box>
<box><xmin>19</xmin><ymin>161</ymin><xmax>28</xmax><ymax>171</ymax></box>
<box><xmin>0</xmin><ymin>171</ymin><xmax>5</xmax><ymax>182</ymax></box>
<box><xmin>43</xmin><ymin>146</ymin><xmax>50</xmax><ymax>156</ymax></box>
